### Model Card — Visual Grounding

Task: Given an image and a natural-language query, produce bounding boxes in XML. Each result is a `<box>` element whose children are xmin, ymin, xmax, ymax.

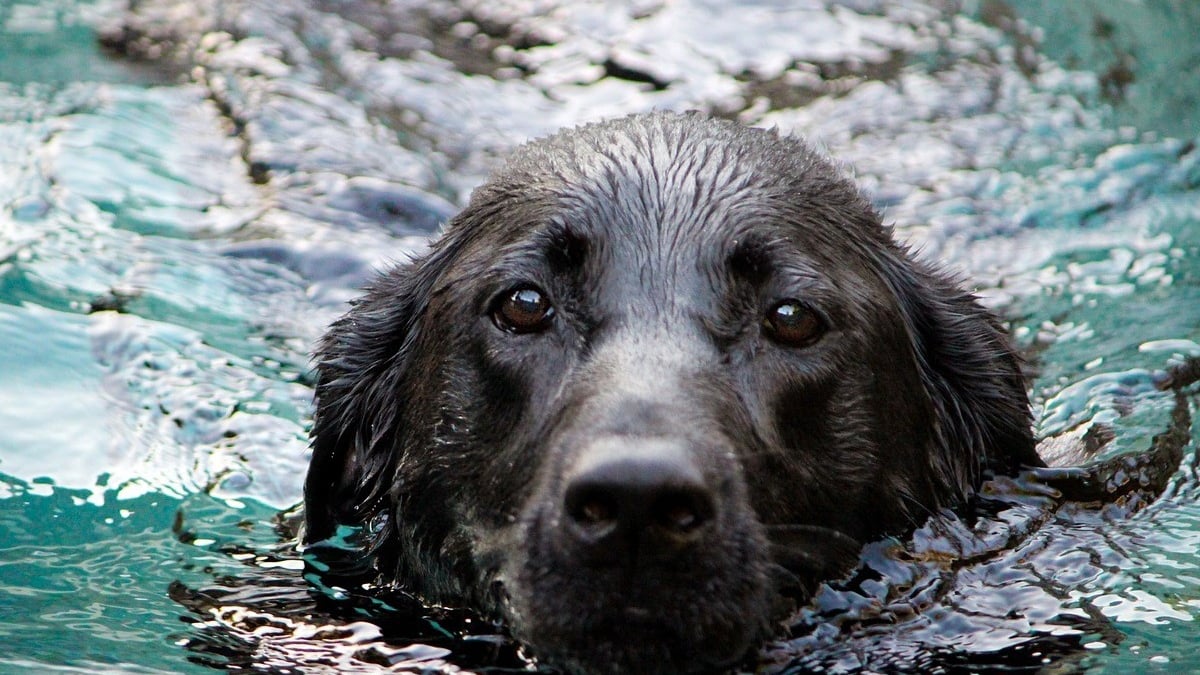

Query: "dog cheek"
<box><xmin>773</xmin><ymin>380</ymin><xmax>836</xmax><ymax>456</ymax></box>
<box><xmin>418</xmin><ymin>339</ymin><xmax>575</xmax><ymax>600</ymax></box>
<box><xmin>424</xmin><ymin>354</ymin><xmax>535</xmax><ymax>505</ymax></box>
<box><xmin>768</xmin><ymin>391</ymin><xmax>836</xmax><ymax>512</ymax></box>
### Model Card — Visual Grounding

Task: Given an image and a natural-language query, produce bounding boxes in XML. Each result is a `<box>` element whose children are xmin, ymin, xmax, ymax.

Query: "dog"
<box><xmin>302</xmin><ymin>112</ymin><xmax>1043</xmax><ymax>674</ymax></box>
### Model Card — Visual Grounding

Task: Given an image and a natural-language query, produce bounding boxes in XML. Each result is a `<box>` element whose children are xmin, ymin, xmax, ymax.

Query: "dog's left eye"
<box><xmin>492</xmin><ymin>286</ymin><xmax>556</xmax><ymax>334</ymax></box>
<box><xmin>762</xmin><ymin>300</ymin><xmax>826</xmax><ymax>347</ymax></box>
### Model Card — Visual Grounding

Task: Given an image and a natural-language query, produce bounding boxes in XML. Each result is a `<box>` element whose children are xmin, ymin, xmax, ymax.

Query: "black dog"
<box><xmin>302</xmin><ymin>112</ymin><xmax>1043</xmax><ymax>673</ymax></box>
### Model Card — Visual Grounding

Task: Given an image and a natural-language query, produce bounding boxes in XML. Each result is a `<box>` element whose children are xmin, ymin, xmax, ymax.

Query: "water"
<box><xmin>0</xmin><ymin>0</ymin><xmax>1197</xmax><ymax>672</ymax></box>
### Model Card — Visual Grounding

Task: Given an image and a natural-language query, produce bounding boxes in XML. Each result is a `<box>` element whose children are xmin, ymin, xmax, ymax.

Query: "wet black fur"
<box><xmin>303</xmin><ymin>112</ymin><xmax>1042</xmax><ymax>674</ymax></box>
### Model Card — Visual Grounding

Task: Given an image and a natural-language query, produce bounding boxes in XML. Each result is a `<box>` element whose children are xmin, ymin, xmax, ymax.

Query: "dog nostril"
<box><xmin>566</xmin><ymin>488</ymin><xmax>618</xmax><ymax>528</ymax></box>
<box><xmin>654</xmin><ymin>491</ymin><xmax>712</xmax><ymax>533</ymax></box>
<box><xmin>579</xmin><ymin>498</ymin><xmax>613</xmax><ymax>524</ymax></box>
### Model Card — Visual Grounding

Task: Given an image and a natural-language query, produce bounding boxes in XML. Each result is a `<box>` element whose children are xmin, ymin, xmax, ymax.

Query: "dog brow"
<box><xmin>726</xmin><ymin>233</ymin><xmax>781</xmax><ymax>284</ymax></box>
<box><xmin>538</xmin><ymin>222</ymin><xmax>590</xmax><ymax>273</ymax></box>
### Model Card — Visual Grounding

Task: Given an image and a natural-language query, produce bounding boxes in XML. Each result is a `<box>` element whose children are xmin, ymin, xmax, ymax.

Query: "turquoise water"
<box><xmin>0</xmin><ymin>0</ymin><xmax>1197</xmax><ymax>672</ymax></box>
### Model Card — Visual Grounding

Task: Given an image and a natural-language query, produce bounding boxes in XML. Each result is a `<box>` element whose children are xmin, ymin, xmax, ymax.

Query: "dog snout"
<box><xmin>561</xmin><ymin>437</ymin><xmax>717</xmax><ymax>565</ymax></box>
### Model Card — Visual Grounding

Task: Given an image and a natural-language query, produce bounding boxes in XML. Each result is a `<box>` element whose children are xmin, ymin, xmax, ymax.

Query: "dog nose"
<box><xmin>562</xmin><ymin>438</ymin><xmax>716</xmax><ymax>563</ymax></box>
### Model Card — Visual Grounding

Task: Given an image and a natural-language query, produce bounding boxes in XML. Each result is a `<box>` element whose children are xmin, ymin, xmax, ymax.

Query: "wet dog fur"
<box><xmin>302</xmin><ymin>112</ymin><xmax>1042</xmax><ymax>673</ymax></box>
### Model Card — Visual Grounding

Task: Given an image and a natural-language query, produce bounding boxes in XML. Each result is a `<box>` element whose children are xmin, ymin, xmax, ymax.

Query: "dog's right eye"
<box><xmin>762</xmin><ymin>300</ymin><xmax>826</xmax><ymax>348</ymax></box>
<box><xmin>492</xmin><ymin>286</ymin><xmax>555</xmax><ymax>334</ymax></box>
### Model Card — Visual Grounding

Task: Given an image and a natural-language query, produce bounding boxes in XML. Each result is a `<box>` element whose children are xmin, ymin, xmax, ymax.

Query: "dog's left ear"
<box><xmin>302</xmin><ymin>231</ymin><xmax>471</xmax><ymax>545</ymax></box>
<box><xmin>873</xmin><ymin>244</ymin><xmax>1044</xmax><ymax>502</ymax></box>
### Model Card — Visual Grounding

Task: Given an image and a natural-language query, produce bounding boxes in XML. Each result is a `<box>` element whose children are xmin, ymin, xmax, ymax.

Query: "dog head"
<box><xmin>303</xmin><ymin>113</ymin><xmax>1039</xmax><ymax>673</ymax></box>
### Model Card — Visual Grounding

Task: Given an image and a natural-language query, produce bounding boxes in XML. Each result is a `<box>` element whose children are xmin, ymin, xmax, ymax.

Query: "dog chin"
<box><xmin>511</xmin><ymin>598</ymin><xmax>767</xmax><ymax>675</ymax></box>
<box><xmin>498</xmin><ymin>506</ymin><xmax>773</xmax><ymax>675</ymax></box>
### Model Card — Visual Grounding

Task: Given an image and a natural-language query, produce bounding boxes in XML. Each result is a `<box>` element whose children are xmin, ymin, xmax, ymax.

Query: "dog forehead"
<box><xmin>448</xmin><ymin>114</ymin><xmax>892</xmax><ymax>311</ymax></box>
<box><xmin>559</xmin><ymin>147</ymin><xmax>757</xmax><ymax>249</ymax></box>
<box><xmin>529</xmin><ymin>117</ymin><xmax>785</xmax><ymax>223</ymax></box>
<box><xmin>492</xmin><ymin>115</ymin><xmax>873</xmax><ymax>248</ymax></box>
<box><xmin>501</xmin><ymin>123</ymin><xmax>790</xmax><ymax>264</ymax></box>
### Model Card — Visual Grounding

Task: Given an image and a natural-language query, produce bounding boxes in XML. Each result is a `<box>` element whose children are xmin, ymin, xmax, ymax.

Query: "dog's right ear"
<box><xmin>301</xmin><ymin>232</ymin><xmax>470</xmax><ymax>544</ymax></box>
<box><xmin>870</xmin><ymin>243</ymin><xmax>1044</xmax><ymax>510</ymax></box>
